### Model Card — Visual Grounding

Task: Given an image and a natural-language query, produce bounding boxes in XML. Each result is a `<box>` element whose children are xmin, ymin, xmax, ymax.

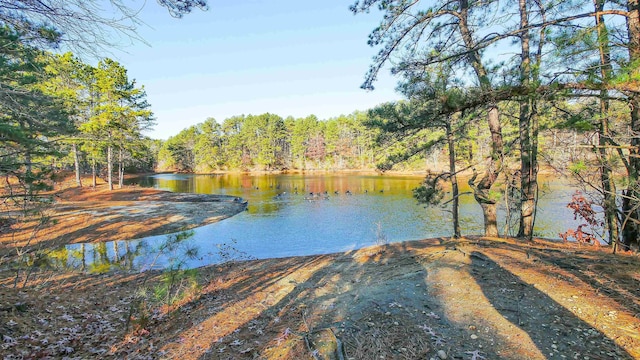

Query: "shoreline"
<box><xmin>148</xmin><ymin>164</ymin><xmax>564</xmax><ymax>177</ymax></box>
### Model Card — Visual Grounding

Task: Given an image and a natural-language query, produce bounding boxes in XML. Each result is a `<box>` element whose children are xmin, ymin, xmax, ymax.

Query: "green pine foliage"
<box><xmin>157</xmin><ymin>112</ymin><xmax>388</xmax><ymax>172</ymax></box>
<box><xmin>0</xmin><ymin>27</ymin><xmax>74</xmax><ymax>202</ymax></box>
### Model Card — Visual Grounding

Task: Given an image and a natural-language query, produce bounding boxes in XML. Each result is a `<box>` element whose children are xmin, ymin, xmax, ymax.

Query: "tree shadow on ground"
<box><xmin>108</xmin><ymin>237</ymin><xmax>640</xmax><ymax>359</ymax></box>
<box><xmin>469</xmin><ymin>250</ymin><xmax>634</xmax><ymax>359</ymax></box>
<box><xmin>214</xmin><ymin>241</ymin><xmax>443</xmax><ymax>360</ymax></box>
<box><xmin>473</xmin><ymin>239</ymin><xmax>640</xmax><ymax>323</ymax></box>
<box><xmin>126</xmin><ymin>241</ymin><xmax>446</xmax><ymax>359</ymax></box>
<box><xmin>126</xmin><ymin>254</ymin><xmax>337</xmax><ymax>359</ymax></box>
<box><xmin>529</xmin><ymin>246</ymin><xmax>640</xmax><ymax>314</ymax></box>
<box><xmin>155</xmin><ymin>238</ymin><xmax>554</xmax><ymax>359</ymax></box>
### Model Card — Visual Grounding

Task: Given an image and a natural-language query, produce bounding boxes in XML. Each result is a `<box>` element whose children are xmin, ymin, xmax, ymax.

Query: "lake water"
<box><xmin>60</xmin><ymin>173</ymin><xmax>584</xmax><ymax>272</ymax></box>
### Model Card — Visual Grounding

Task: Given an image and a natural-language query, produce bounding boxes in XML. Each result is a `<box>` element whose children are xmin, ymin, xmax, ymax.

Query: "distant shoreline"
<box><xmin>148</xmin><ymin>164</ymin><xmax>564</xmax><ymax>178</ymax></box>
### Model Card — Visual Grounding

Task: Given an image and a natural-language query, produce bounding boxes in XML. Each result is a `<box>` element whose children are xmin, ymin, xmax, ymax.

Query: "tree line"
<box><xmin>157</xmin><ymin>112</ymin><xmax>380</xmax><ymax>172</ymax></box>
<box><xmin>157</xmin><ymin>105</ymin><xmax>600</xmax><ymax>175</ymax></box>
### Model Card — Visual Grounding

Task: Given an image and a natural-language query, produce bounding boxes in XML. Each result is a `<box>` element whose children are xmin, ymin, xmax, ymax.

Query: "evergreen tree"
<box><xmin>194</xmin><ymin>118</ymin><xmax>224</xmax><ymax>172</ymax></box>
<box><xmin>0</xmin><ymin>27</ymin><xmax>73</xmax><ymax>202</ymax></box>
<box><xmin>80</xmin><ymin>59</ymin><xmax>153</xmax><ymax>190</ymax></box>
<box><xmin>37</xmin><ymin>52</ymin><xmax>91</xmax><ymax>187</ymax></box>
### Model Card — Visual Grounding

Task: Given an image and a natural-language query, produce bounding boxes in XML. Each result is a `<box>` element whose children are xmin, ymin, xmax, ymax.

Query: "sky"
<box><xmin>108</xmin><ymin>1</ymin><xmax>402</xmax><ymax>140</ymax></box>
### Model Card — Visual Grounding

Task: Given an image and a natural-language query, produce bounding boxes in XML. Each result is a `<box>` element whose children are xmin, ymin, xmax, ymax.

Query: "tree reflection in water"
<box><xmin>48</xmin><ymin>231</ymin><xmax>256</xmax><ymax>273</ymax></box>
<box><xmin>47</xmin><ymin>239</ymin><xmax>148</xmax><ymax>273</ymax></box>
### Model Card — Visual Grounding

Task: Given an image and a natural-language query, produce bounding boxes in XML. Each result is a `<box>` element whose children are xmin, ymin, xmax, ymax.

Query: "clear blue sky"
<box><xmin>112</xmin><ymin>1</ymin><xmax>402</xmax><ymax>140</ymax></box>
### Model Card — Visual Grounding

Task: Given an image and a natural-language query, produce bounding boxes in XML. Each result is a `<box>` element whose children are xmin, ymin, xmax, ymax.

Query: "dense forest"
<box><xmin>1</xmin><ymin>0</ymin><xmax>639</xmax><ymax>250</ymax></box>
<box><xmin>156</xmin><ymin>113</ymin><xmax>377</xmax><ymax>173</ymax></box>
<box><xmin>154</xmin><ymin>104</ymin><xmax>610</xmax><ymax>175</ymax></box>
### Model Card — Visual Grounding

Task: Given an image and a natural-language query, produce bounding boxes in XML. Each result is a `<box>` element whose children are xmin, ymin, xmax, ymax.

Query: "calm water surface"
<box><xmin>63</xmin><ymin>173</ymin><xmax>583</xmax><ymax>271</ymax></box>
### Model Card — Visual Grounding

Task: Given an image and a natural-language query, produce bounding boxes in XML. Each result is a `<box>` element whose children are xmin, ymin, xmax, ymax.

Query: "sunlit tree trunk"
<box><xmin>446</xmin><ymin>122</ymin><xmax>461</xmax><ymax>238</ymax></box>
<box><xmin>468</xmin><ymin>105</ymin><xmax>502</xmax><ymax>237</ymax></box>
<box><xmin>73</xmin><ymin>143</ymin><xmax>82</xmax><ymax>187</ymax></box>
<box><xmin>118</xmin><ymin>146</ymin><xmax>124</xmax><ymax>189</ymax></box>
<box><xmin>92</xmin><ymin>158</ymin><xmax>97</xmax><ymax>187</ymax></box>
<box><xmin>107</xmin><ymin>145</ymin><xmax>113</xmax><ymax>191</ymax></box>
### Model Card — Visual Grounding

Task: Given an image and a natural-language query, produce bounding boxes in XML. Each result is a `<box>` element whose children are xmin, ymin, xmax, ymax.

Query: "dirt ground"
<box><xmin>1</xmin><ymin>182</ymin><xmax>640</xmax><ymax>359</ymax></box>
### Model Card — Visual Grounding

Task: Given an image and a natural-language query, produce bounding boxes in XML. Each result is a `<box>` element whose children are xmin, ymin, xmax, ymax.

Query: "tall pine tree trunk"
<box><xmin>447</xmin><ymin>122</ymin><xmax>461</xmax><ymax>238</ymax></box>
<box><xmin>469</xmin><ymin>105</ymin><xmax>502</xmax><ymax>237</ymax></box>
<box><xmin>517</xmin><ymin>0</ymin><xmax>538</xmax><ymax>239</ymax></box>
<box><xmin>107</xmin><ymin>145</ymin><xmax>113</xmax><ymax>191</ymax></box>
<box><xmin>519</xmin><ymin>103</ymin><xmax>538</xmax><ymax>239</ymax></box>
<box><xmin>92</xmin><ymin>158</ymin><xmax>97</xmax><ymax>188</ymax></box>
<box><xmin>622</xmin><ymin>0</ymin><xmax>640</xmax><ymax>251</ymax></box>
<box><xmin>626</xmin><ymin>104</ymin><xmax>640</xmax><ymax>251</ymax></box>
<box><xmin>73</xmin><ymin>143</ymin><xmax>82</xmax><ymax>187</ymax></box>
<box><xmin>623</xmin><ymin>112</ymin><xmax>640</xmax><ymax>251</ymax></box>
<box><xmin>118</xmin><ymin>146</ymin><xmax>124</xmax><ymax>189</ymax></box>
<box><xmin>594</xmin><ymin>0</ymin><xmax>619</xmax><ymax>248</ymax></box>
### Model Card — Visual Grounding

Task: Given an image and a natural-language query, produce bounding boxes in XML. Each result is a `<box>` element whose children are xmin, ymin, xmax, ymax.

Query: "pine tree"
<box><xmin>0</xmin><ymin>27</ymin><xmax>73</xmax><ymax>202</ymax></box>
<box><xmin>80</xmin><ymin>59</ymin><xmax>153</xmax><ymax>190</ymax></box>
